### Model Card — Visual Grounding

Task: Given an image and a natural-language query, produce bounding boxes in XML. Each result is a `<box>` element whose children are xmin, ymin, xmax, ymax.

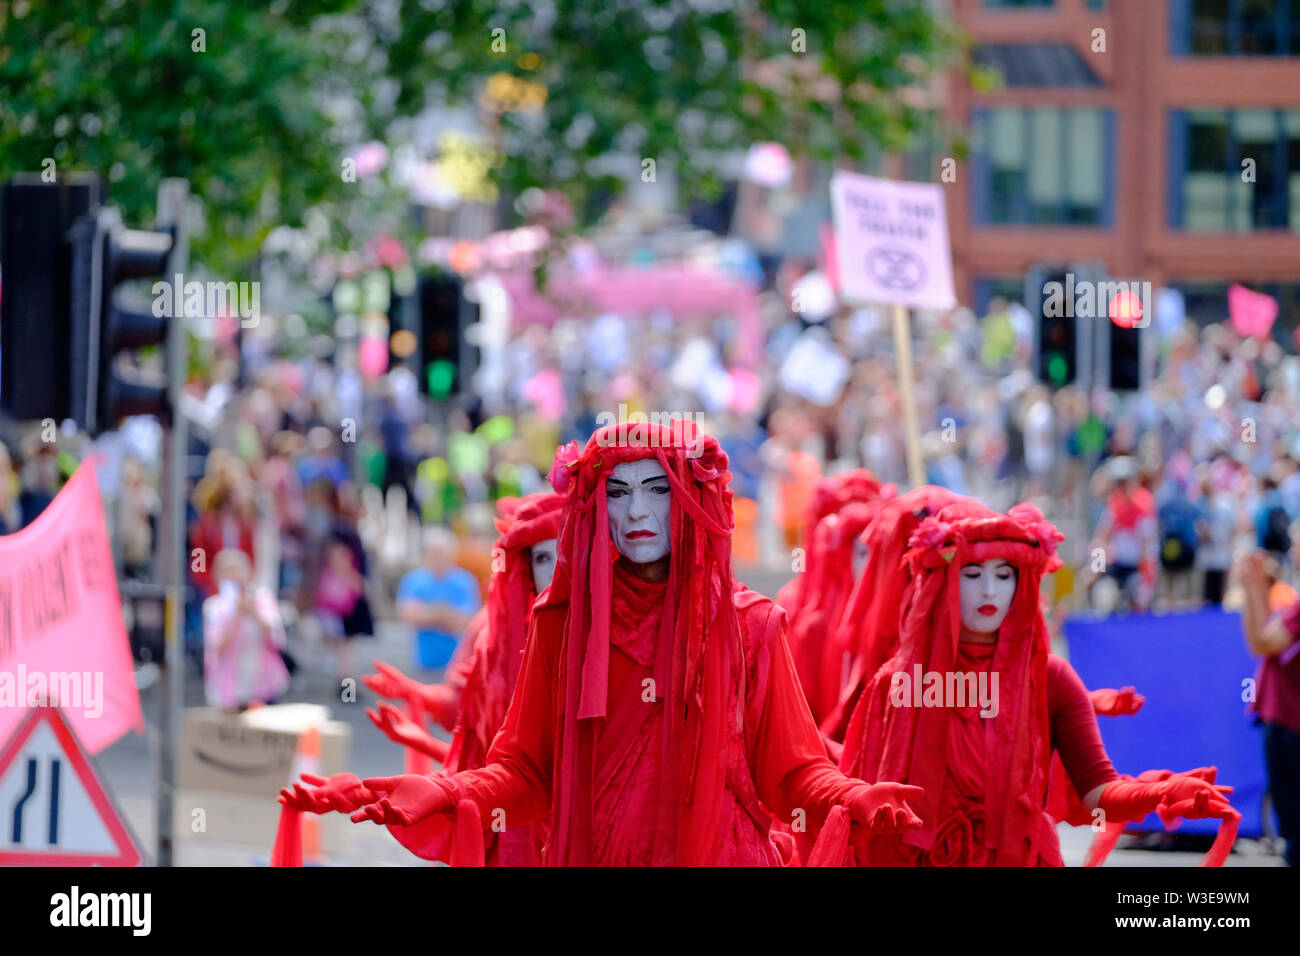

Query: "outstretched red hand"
<box><xmin>278</xmin><ymin>772</ymin><xmax>376</xmax><ymax>815</ymax></box>
<box><xmin>1089</xmin><ymin>686</ymin><xmax>1145</xmax><ymax>716</ymax></box>
<box><xmin>848</xmin><ymin>782</ymin><xmax>925</xmax><ymax>834</ymax></box>
<box><xmin>363</xmin><ymin>659</ymin><xmax>422</xmax><ymax>702</ymax></box>
<box><xmin>1099</xmin><ymin>769</ymin><xmax>1236</xmax><ymax>827</ymax></box>
<box><xmin>363</xmin><ymin>659</ymin><xmax>457</xmax><ymax>728</ymax></box>
<box><xmin>350</xmin><ymin>774</ymin><xmax>455</xmax><ymax>826</ymax></box>
<box><xmin>367</xmin><ymin>702</ymin><xmax>449</xmax><ymax>762</ymax></box>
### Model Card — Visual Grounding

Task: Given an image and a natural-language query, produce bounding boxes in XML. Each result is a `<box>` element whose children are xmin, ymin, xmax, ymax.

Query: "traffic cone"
<box><xmin>288</xmin><ymin>726</ymin><xmax>323</xmax><ymax>863</ymax></box>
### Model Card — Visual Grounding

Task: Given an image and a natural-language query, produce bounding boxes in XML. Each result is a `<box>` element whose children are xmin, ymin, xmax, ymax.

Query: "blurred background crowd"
<box><xmin>4</xmin><ymin>251</ymin><xmax>1296</xmax><ymax>697</ymax></box>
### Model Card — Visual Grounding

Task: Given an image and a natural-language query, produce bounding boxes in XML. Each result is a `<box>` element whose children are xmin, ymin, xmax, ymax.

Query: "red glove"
<box><xmin>278</xmin><ymin>772</ymin><xmax>376</xmax><ymax>815</ymax></box>
<box><xmin>367</xmin><ymin>702</ymin><xmax>450</xmax><ymax>762</ymax></box>
<box><xmin>846</xmin><ymin>782</ymin><xmax>925</xmax><ymax>834</ymax></box>
<box><xmin>363</xmin><ymin>660</ymin><xmax>457</xmax><ymax>730</ymax></box>
<box><xmin>350</xmin><ymin>774</ymin><xmax>455</xmax><ymax>826</ymax></box>
<box><xmin>1089</xmin><ymin>686</ymin><xmax>1145</xmax><ymax>716</ymax></box>
<box><xmin>1097</xmin><ymin>770</ymin><xmax>1236</xmax><ymax>827</ymax></box>
<box><xmin>362</xmin><ymin>659</ymin><xmax>412</xmax><ymax>700</ymax></box>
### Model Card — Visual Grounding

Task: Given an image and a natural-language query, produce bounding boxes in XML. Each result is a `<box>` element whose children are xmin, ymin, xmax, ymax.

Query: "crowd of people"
<box><xmin>4</xmin><ymin>244</ymin><xmax>1297</xmax><ymax>716</ymax></box>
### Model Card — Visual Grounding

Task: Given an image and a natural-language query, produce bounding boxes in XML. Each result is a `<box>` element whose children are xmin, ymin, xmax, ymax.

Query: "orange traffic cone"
<box><xmin>289</xmin><ymin>726</ymin><xmax>323</xmax><ymax>863</ymax></box>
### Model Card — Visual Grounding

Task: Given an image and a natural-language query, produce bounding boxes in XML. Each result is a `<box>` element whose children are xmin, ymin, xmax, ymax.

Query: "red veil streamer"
<box><xmin>543</xmin><ymin>418</ymin><xmax>743</xmax><ymax>866</ymax></box>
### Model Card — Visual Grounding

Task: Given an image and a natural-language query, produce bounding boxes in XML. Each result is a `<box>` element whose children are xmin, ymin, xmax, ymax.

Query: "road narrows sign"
<box><xmin>0</xmin><ymin>706</ymin><xmax>142</xmax><ymax>866</ymax></box>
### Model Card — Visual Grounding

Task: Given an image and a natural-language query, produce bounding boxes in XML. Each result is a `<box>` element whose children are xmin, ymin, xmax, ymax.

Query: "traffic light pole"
<box><xmin>154</xmin><ymin>179</ymin><xmax>188</xmax><ymax>867</ymax></box>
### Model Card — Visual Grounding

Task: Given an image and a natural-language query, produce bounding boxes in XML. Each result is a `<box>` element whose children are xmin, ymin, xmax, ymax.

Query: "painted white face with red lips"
<box><xmin>958</xmin><ymin>560</ymin><xmax>1017</xmax><ymax>635</ymax></box>
<box><xmin>606</xmin><ymin>459</ymin><xmax>672</xmax><ymax>564</ymax></box>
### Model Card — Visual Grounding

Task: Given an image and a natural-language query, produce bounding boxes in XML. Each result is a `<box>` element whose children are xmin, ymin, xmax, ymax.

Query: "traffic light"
<box><xmin>417</xmin><ymin>272</ymin><xmax>477</xmax><ymax>399</ymax></box>
<box><xmin>1027</xmin><ymin>266</ymin><xmax>1077</xmax><ymax>388</ymax></box>
<box><xmin>0</xmin><ymin>175</ymin><xmax>99</xmax><ymax>422</ymax></box>
<box><xmin>1</xmin><ymin>175</ymin><xmax>179</xmax><ymax>436</ymax></box>
<box><xmin>71</xmin><ymin>206</ymin><xmax>176</xmax><ymax>435</ymax></box>
<box><xmin>1107</xmin><ymin>286</ymin><xmax>1144</xmax><ymax>392</ymax></box>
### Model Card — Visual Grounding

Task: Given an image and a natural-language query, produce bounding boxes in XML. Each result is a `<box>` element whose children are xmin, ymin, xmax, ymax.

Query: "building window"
<box><xmin>972</xmin><ymin>107</ymin><xmax>1113</xmax><ymax>226</ymax></box>
<box><xmin>974</xmin><ymin>277</ymin><xmax>1027</xmax><ymax>317</ymax></box>
<box><xmin>1173</xmin><ymin>0</ymin><xmax>1298</xmax><ymax>55</ymax></box>
<box><xmin>1169</xmin><ymin>109</ymin><xmax>1300</xmax><ymax>232</ymax></box>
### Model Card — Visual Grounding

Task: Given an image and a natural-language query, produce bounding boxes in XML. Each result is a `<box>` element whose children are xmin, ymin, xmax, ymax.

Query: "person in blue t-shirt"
<box><xmin>396</xmin><ymin>526</ymin><xmax>482</xmax><ymax>669</ymax></box>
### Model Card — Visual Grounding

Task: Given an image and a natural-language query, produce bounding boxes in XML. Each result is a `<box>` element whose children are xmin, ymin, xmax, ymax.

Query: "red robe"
<box><xmin>447</xmin><ymin>558</ymin><xmax>864</xmax><ymax>865</ymax></box>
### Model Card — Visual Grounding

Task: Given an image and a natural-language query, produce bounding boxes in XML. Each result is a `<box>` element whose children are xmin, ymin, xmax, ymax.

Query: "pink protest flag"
<box><xmin>1227</xmin><ymin>283</ymin><xmax>1278</xmax><ymax>339</ymax></box>
<box><xmin>0</xmin><ymin>462</ymin><xmax>144</xmax><ymax>753</ymax></box>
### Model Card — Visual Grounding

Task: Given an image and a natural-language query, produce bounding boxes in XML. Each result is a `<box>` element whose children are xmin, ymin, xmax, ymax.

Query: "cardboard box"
<box><xmin>179</xmin><ymin>704</ymin><xmax>351</xmax><ymax>798</ymax></box>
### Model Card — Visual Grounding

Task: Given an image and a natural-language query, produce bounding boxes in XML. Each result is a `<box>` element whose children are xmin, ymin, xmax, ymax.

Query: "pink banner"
<box><xmin>496</xmin><ymin>265</ymin><xmax>764</xmax><ymax>366</ymax></box>
<box><xmin>1228</xmin><ymin>283</ymin><xmax>1278</xmax><ymax>339</ymax></box>
<box><xmin>0</xmin><ymin>463</ymin><xmax>143</xmax><ymax>753</ymax></box>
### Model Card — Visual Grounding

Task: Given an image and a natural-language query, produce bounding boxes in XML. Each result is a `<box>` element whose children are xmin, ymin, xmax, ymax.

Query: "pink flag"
<box><xmin>0</xmin><ymin>463</ymin><xmax>144</xmax><ymax>753</ymax></box>
<box><xmin>1228</xmin><ymin>283</ymin><xmax>1278</xmax><ymax>339</ymax></box>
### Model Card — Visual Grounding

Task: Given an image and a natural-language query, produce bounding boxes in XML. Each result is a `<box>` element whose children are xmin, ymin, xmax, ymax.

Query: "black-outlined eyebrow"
<box><xmin>607</xmin><ymin>473</ymin><xmax>668</xmax><ymax>488</ymax></box>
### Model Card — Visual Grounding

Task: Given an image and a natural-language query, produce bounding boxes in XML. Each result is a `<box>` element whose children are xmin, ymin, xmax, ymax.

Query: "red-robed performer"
<box><xmin>835</xmin><ymin>498</ymin><xmax>1239</xmax><ymax>866</ymax></box>
<box><xmin>349</xmin><ymin>420</ymin><xmax>924</xmax><ymax>865</ymax></box>
<box><xmin>821</xmin><ymin>486</ymin><xmax>959</xmax><ymax>744</ymax></box>
<box><xmin>364</xmin><ymin>496</ymin><xmax>561</xmax><ymax>763</ymax></box>
<box><xmin>774</xmin><ymin>469</ymin><xmax>887</xmax><ymax>631</ymax></box>
<box><xmin>274</xmin><ymin>493</ymin><xmax>563</xmax><ymax>866</ymax></box>
<box><xmin>786</xmin><ymin>492</ymin><xmax>895</xmax><ymax>727</ymax></box>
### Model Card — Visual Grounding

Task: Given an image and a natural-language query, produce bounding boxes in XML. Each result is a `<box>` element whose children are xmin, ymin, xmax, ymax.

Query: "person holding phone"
<box><xmin>203</xmin><ymin>549</ymin><xmax>291</xmax><ymax>711</ymax></box>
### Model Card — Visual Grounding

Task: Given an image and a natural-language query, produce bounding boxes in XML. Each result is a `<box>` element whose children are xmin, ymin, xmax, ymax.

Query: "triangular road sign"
<box><xmin>0</xmin><ymin>706</ymin><xmax>142</xmax><ymax>866</ymax></box>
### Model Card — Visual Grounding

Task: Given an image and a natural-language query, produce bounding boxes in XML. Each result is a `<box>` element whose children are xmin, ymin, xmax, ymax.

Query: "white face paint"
<box><xmin>529</xmin><ymin>538</ymin><xmax>557</xmax><ymax>593</ymax></box>
<box><xmin>958</xmin><ymin>560</ymin><xmax>1017</xmax><ymax>635</ymax></box>
<box><xmin>606</xmin><ymin>459</ymin><xmax>672</xmax><ymax>565</ymax></box>
<box><xmin>852</xmin><ymin>537</ymin><xmax>870</xmax><ymax>580</ymax></box>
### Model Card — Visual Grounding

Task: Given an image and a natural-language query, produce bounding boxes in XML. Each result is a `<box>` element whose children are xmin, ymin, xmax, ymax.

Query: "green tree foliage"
<box><xmin>0</xmin><ymin>0</ymin><xmax>960</xmax><ymax>274</ymax></box>
<box><xmin>0</xmin><ymin>0</ymin><xmax>354</xmax><ymax>273</ymax></box>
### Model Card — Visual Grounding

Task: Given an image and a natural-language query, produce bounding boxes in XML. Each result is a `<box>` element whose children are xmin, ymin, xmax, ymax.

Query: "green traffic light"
<box><xmin>428</xmin><ymin>359</ymin><xmax>455</xmax><ymax>398</ymax></box>
<box><xmin>1048</xmin><ymin>351</ymin><xmax>1068</xmax><ymax>386</ymax></box>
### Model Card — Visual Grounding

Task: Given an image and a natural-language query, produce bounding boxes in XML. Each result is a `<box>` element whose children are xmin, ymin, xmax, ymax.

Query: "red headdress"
<box><xmin>851</xmin><ymin>498</ymin><xmax>1064</xmax><ymax>865</ymax></box>
<box><xmin>542</xmin><ymin>417</ymin><xmax>740</xmax><ymax>866</ymax></box>
<box><xmin>827</xmin><ymin>486</ymin><xmax>961</xmax><ymax>743</ymax></box>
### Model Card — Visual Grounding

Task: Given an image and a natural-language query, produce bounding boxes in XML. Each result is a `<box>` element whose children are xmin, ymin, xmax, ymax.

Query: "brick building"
<box><xmin>936</xmin><ymin>0</ymin><xmax>1300</xmax><ymax>336</ymax></box>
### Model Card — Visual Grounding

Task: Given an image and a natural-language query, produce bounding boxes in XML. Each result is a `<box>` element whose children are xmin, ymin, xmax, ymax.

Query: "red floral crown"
<box><xmin>547</xmin><ymin>418</ymin><xmax>729</xmax><ymax>496</ymax></box>
<box><xmin>906</xmin><ymin>501</ymin><xmax>1063</xmax><ymax>573</ymax></box>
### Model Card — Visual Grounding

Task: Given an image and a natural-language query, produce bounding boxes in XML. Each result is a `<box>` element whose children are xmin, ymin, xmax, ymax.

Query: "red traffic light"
<box><xmin>1109</xmin><ymin>289</ymin><xmax>1143</xmax><ymax>329</ymax></box>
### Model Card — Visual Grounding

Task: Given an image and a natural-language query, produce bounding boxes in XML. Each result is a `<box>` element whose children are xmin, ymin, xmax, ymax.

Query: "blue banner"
<box><xmin>1066</xmin><ymin>608</ymin><xmax>1269</xmax><ymax>838</ymax></box>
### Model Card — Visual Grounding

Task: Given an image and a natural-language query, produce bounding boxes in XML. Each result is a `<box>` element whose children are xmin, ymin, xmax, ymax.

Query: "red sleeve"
<box><xmin>1048</xmin><ymin>656</ymin><xmax>1120</xmax><ymax>798</ymax></box>
<box><xmin>749</xmin><ymin>607</ymin><xmax>865</xmax><ymax>823</ymax></box>
<box><xmin>449</xmin><ymin>607</ymin><xmax>559</xmax><ymax>827</ymax></box>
